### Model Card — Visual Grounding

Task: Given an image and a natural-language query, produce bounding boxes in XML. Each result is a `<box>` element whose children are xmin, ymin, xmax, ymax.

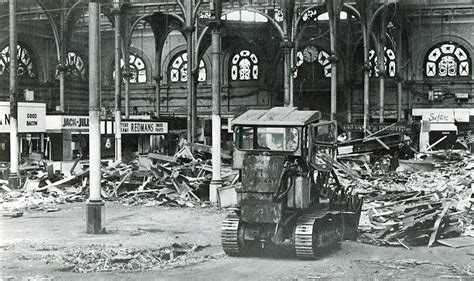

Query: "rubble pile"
<box><xmin>1</xmin><ymin>144</ymin><xmax>238</xmax><ymax>213</ymax></box>
<box><xmin>44</xmin><ymin>243</ymin><xmax>210</xmax><ymax>273</ymax></box>
<box><xmin>336</xmin><ymin>150</ymin><xmax>474</xmax><ymax>247</ymax></box>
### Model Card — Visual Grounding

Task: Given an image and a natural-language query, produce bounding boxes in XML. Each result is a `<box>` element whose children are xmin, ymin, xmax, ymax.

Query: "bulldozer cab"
<box><xmin>231</xmin><ymin>107</ymin><xmax>321</xmax><ymax>170</ymax></box>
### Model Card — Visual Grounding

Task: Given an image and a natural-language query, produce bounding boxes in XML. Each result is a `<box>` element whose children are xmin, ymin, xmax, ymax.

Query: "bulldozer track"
<box><xmin>221</xmin><ymin>214</ymin><xmax>241</xmax><ymax>256</ymax></box>
<box><xmin>294</xmin><ymin>212</ymin><xmax>342</xmax><ymax>259</ymax></box>
<box><xmin>294</xmin><ymin>215</ymin><xmax>319</xmax><ymax>259</ymax></box>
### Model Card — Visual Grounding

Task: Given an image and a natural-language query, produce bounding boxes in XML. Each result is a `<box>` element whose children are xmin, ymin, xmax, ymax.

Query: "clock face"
<box><xmin>303</xmin><ymin>46</ymin><xmax>319</xmax><ymax>63</ymax></box>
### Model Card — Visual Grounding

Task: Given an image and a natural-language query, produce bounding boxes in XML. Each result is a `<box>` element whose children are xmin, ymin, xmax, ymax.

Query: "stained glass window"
<box><xmin>425</xmin><ymin>42</ymin><xmax>470</xmax><ymax>78</ymax></box>
<box><xmin>231</xmin><ymin>50</ymin><xmax>258</xmax><ymax>81</ymax></box>
<box><xmin>169</xmin><ymin>52</ymin><xmax>206</xmax><ymax>83</ymax></box>
<box><xmin>368</xmin><ymin>48</ymin><xmax>396</xmax><ymax>78</ymax></box>
<box><xmin>0</xmin><ymin>44</ymin><xmax>37</xmax><ymax>78</ymax></box>
<box><xmin>113</xmin><ymin>53</ymin><xmax>147</xmax><ymax>84</ymax></box>
<box><xmin>65</xmin><ymin>51</ymin><xmax>86</xmax><ymax>81</ymax></box>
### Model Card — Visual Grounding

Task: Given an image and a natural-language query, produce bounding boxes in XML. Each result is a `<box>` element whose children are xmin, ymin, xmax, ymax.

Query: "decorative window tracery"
<box><xmin>301</xmin><ymin>9</ymin><xmax>348</xmax><ymax>22</ymax></box>
<box><xmin>64</xmin><ymin>51</ymin><xmax>86</xmax><ymax>81</ymax></box>
<box><xmin>425</xmin><ymin>42</ymin><xmax>470</xmax><ymax>78</ymax></box>
<box><xmin>368</xmin><ymin>48</ymin><xmax>396</xmax><ymax>77</ymax></box>
<box><xmin>0</xmin><ymin>44</ymin><xmax>37</xmax><ymax>78</ymax></box>
<box><xmin>113</xmin><ymin>53</ymin><xmax>147</xmax><ymax>84</ymax></box>
<box><xmin>231</xmin><ymin>50</ymin><xmax>259</xmax><ymax>81</ymax></box>
<box><xmin>295</xmin><ymin>48</ymin><xmax>331</xmax><ymax>78</ymax></box>
<box><xmin>169</xmin><ymin>52</ymin><xmax>206</xmax><ymax>83</ymax></box>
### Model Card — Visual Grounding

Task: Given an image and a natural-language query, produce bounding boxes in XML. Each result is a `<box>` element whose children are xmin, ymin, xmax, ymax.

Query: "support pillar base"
<box><xmin>209</xmin><ymin>179</ymin><xmax>222</xmax><ymax>204</ymax></box>
<box><xmin>8</xmin><ymin>174</ymin><xmax>21</xmax><ymax>189</ymax></box>
<box><xmin>86</xmin><ymin>200</ymin><xmax>105</xmax><ymax>234</ymax></box>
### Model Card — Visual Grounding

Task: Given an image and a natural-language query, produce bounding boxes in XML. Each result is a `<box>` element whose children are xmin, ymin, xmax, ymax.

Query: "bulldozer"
<box><xmin>221</xmin><ymin>107</ymin><xmax>362</xmax><ymax>259</ymax></box>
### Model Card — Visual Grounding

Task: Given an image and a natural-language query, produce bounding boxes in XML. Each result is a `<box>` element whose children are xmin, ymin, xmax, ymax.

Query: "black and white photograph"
<box><xmin>0</xmin><ymin>0</ymin><xmax>473</xmax><ymax>280</ymax></box>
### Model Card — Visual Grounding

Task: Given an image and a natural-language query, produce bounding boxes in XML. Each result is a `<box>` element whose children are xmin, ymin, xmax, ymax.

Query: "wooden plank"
<box><xmin>437</xmin><ymin>237</ymin><xmax>474</xmax><ymax>248</ymax></box>
<box><xmin>428</xmin><ymin>201</ymin><xmax>452</xmax><ymax>247</ymax></box>
<box><xmin>364</xmin><ymin>128</ymin><xmax>390</xmax><ymax>150</ymax></box>
<box><xmin>37</xmin><ymin>168</ymin><xmax>89</xmax><ymax>191</ymax></box>
<box><xmin>147</xmin><ymin>153</ymin><xmax>178</xmax><ymax>164</ymax></box>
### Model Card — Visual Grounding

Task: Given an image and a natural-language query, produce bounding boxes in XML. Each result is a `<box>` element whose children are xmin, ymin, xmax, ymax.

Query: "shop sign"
<box><xmin>422</xmin><ymin>112</ymin><xmax>454</xmax><ymax>123</ymax></box>
<box><xmin>413</xmin><ymin>108</ymin><xmax>471</xmax><ymax>122</ymax></box>
<box><xmin>121</xmin><ymin>121</ymin><xmax>168</xmax><ymax>134</ymax></box>
<box><xmin>0</xmin><ymin>102</ymin><xmax>46</xmax><ymax>133</ymax></box>
<box><xmin>342</xmin><ymin>123</ymin><xmax>415</xmax><ymax>133</ymax></box>
<box><xmin>62</xmin><ymin>116</ymin><xmax>89</xmax><ymax>129</ymax></box>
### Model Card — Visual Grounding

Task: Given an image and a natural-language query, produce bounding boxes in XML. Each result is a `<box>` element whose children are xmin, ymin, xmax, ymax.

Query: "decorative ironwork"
<box><xmin>368</xmin><ymin>48</ymin><xmax>396</xmax><ymax>77</ymax></box>
<box><xmin>169</xmin><ymin>52</ymin><xmax>206</xmax><ymax>83</ymax></box>
<box><xmin>425</xmin><ymin>42</ymin><xmax>470</xmax><ymax>77</ymax></box>
<box><xmin>301</xmin><ymin>8</ymin><xmax>318</xmax><ymax>22</ymax></box>
<box><xmin>0</xmin><ymin>44</ymin><xmax>37</xmax><ymax>78</ymax></box>
<box><xmin>64</xmin><ymin>51</ymin><xmax>86</xmax><ymax>81</ymax></box>
<box><xmin>295</xmin><ymin>47</ymin><xmax>331</xmax><ymax>78</ymax></box>
<box><xmin>231</xmin><ymin>50</ymin><xmax>259</xmax><ymax>81</ymax></box>
<box><xmin>113</xmin><ymin>53</ymin><xmax>147</xmax><ymax>84</ymax></box>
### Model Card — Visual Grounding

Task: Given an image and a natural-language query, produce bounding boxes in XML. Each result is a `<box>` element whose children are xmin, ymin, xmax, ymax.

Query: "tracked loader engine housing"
<box><xmin>221</xmin><ymin>107</ymin><xmax>363</xmax><ymax>259</ymax></box>
<box><xmin>240</xmin><ymin>155</ymin><xmax>286</xmax><ymax>224</ymax></box>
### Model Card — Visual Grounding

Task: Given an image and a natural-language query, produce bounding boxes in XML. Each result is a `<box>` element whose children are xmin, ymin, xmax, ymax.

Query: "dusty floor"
<box><xmin>1</xmin><ymin>202</ymin><xmax>473</xmax><ymax>280</ymax></box>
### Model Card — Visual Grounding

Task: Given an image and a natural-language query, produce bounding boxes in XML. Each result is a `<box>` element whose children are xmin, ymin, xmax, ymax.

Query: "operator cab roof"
<box><xmin>232</xmin><ymin>107</ymin><xmax>321</xmax><ymax>127</ymax></box>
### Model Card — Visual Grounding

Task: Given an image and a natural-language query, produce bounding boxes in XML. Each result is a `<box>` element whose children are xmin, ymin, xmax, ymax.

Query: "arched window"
<box><xmin>0</xmin><ymin>44</ymin><xmax>37</xmax><ymax>78</ymax></box>
<box><xmin>368</xmin><ymin>48</ymin><xmax>396</xmax><ymax>78</ymax></box>
<box><xmin>295</xmin><ymin>46</ymin><xmax>331</xmax><ymax>78</ymax></box>
<box><xmin>301</xmin><ymin>9</ymin><xmax>348</xmax><ymax>22</ymax></box>
<box><xmin>65</xmin><ymin>51</ymin><xmax>86</xmax><ymax>81</ymax></box>
<box><xmin>425</xmin><ymin>42</ymin><xmax>470</xmax><ymax>78</ymax></box>
<box><xmin>222</xmin><ymin>10</ymin><xmax>268</xmax><ymax>22</ymax></box>
<box><xmin>231</xmin><ymin>50</ymin><xmax>259</xmax><ymax>81</ymax></box>
<box><xmin>169</xmin><ymin>52</ymin><xmax>206</xmax><ymax>83</ymax></box>
<box><xmin>112</xmin><ymin>53</ymin><xmax>147</xmax><ymax>84</ymax></box>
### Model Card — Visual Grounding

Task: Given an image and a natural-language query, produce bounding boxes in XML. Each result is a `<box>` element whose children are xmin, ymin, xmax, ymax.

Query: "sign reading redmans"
<box><xmin>121</xmin><ymin>121</ymin><xmax>168</xmax><ymax>134</ymax></box>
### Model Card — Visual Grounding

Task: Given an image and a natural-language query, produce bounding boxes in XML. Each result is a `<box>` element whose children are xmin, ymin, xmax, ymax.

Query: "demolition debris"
<box><xmin>44</xmin><ymin>243</ymin><xmax>212</xmax><ymax>273</ymax></box>
<box><xmin>1</xmin><ymin>146</ymin><xmax>472</xmax><ymax>250</ymax></box>
<box><xmin>336</xmin><ymin>150</ymin><xmax>473</xmax><ymax>248</ymax></box>
<box><xmin>0</xmin><ymin>144</ymin><xmax>238</xmax><ymax>214</ymax></box>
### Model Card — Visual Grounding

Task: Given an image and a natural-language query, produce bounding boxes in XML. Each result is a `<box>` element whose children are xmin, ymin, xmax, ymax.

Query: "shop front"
<box><xmin>412</xmin><ymin>108</ymin><xmax>473</xmax><ymax>152</ymax></box>
<box><xmin>45</xmin><ymin>115</ymin><xmax>89</xmax><ymax>161</ymax></box>
<box><xmin>101</xmin><ymin>119</ymin><xmax>169</xmax><ymax>157</ymax></box>
<box><xmin>0</xmin><ymin>102</ymin><xmax>46</xmax><ymax>162</ymax></box>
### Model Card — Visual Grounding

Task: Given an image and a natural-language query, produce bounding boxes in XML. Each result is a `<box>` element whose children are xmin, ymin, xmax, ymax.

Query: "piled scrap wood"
<box><xmin>115</xmin><ymin>153</ymin><xmax>208</xmax><ymax>207</ymax></box>
<box><xmin>335</xmin><ymin>150</ymin><xmax>473</xmax><ymax>248</ymax></box>
<box><xmin>45</xmin><ymin>243</ymin><xmax>210</xmax><ymax>273</ymax></box>
<box><xmin>360</xmin><ymin>192</ymin><xmax>469</xmax><ymax>247</ymax></box>
<box><xmin>1</xmin><ymin>143</ymin><xmax>238</xmax><ymax>211</ymax></box>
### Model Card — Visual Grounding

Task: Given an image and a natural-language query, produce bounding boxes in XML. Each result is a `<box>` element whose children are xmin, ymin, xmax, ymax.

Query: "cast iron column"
<box><xmin>9</xmin><ymin>0</ymin><xmax>20</xmax><ymax>189</ymax></box>
<box><xmin>87</xmin><ymin>0</ymin><xmax>104</xmax><ymax>234</ymax></box>
<box><xmin>396</xmin><ymin>26</ymin><xmax>403</xmax><ymax>121</ymax></box>
<box><xmin>184</xmin><ymin>26</ymin><xmax>194</xmax><ymax>143</ymax></box>
<box><xmin>59</xmin><ymin>2</ymin><xmax>65</xmax><ymax>112</ymax></box>
<box><xmin>113</xmin><ymin>6</ymin><xmax>122</xmax><ymax>162</ymax></box>
<box><xmin>328</xmin><ymin>12</ymin><xmax>337</xmax><ymax>120</ymax></box>
<box><xmin>377</xmin><ymin>11</ymin><xmax>387</xmax><ymax>123</ymax></box>
<box><xmin>362</xmin><ymin>23</ymin><xmax>370</xmax><ymax>134</ymax></box>
<box><xmin>123</xmin><ymin>13</ymin><xmax>130</xmax><ymax>118</ymax></box>
<box><xmin>209</xmin><ymin>22</ymin><xmax>222</xmax><ymax>203</ymax></box>
<box><xmin>154</xmin><ymin>52</ymin><xmax>162</xmax><ymax>118</ymax></box>
<box><xmin>282</xmin><ymin>40</ymin><xmax>292</xmax><ymax>107</ymax></box>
